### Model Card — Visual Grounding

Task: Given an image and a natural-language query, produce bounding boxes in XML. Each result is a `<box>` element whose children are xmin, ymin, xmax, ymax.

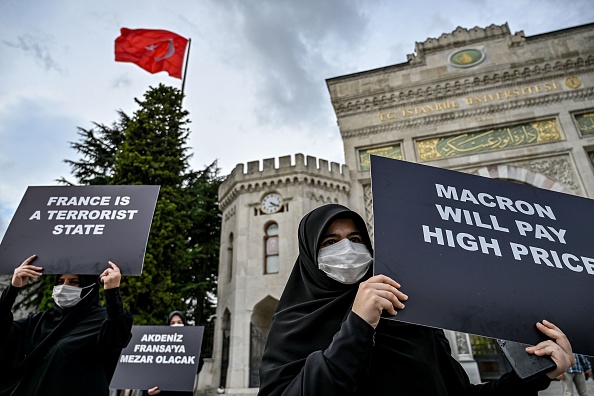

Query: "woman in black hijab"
<box><xmin>258</xmin><ymin>204</ymin><xmax>575</xmax><ymax>396</ymax></box>
<box><xmin>167</xmin><ymin>310</ymin><xmax>189</xmax><ymax>326</ymax></box>
<box><xmin>0</xmin><ymin>254</ymin><xmax>133</xmax><ymax>396</ymax></box>
<box><xmin>144</xmin><ymin>310</ymin><xmax>204</xmax><ymax>395</ymax></box>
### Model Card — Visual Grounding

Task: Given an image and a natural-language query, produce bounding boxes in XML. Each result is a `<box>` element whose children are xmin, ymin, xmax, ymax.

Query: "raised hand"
<box><xmin>99</xmin><ymin>261</ymin><xmax>122</xmax><ymax>290</ymax></box>
<box><xmin>12</xmin><ymin>255</ymin><xmax>42</xmax><ymax>287</ymax></box>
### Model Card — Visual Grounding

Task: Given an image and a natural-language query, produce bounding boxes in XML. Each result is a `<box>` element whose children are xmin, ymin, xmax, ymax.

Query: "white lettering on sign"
<box><xmin>422</xmin><ymin>225</ymin><xmax>502</xmax><ymax>256</ymax></box>
<box><xmin>509</xmin><ymin>242</ymin><xmax>594</xmax><ymax>274</ymax></box>
<box><xmin>140</xmin><ymin>333</ymin><xmax>184</xmax><ymax>343</ymax></box>
<box><xmin>423</xmin><ymin>183</ymin><xmax>593</xmax><ymax>277</ymax></box>
<box><xmin>133</xmin><ymin>344</ymin><xmax>186</xmax><ymax>353</ymax></box>
<box><xmin>47</xmin><ymin>196</ymin><xmax>112</xmax><ymax>206</ymax></box>
<box><xmin>435</xmin><ymin>204</ymin><xmax>510</xmax><ymax>232</ymax></box>
<box><xmin>514</xmin><ymin>220</ymin><xmax>566</xmax><ymax>244</ymax></box>
<box><xmin>435</xmin><ymin>184</ymin><xmax>556</xmax><ymax>220</ymax></box>
<box><xmin>53</xmin><ymin>224</ymin><xmax>105</xmax><ymax>235</ymax></box>
<box><xmin>46</xmin><ymin>209</ymin><xmax>138</xmax><ymax>220</ymax></box>
<box><xmin>119</xmin><ymin>354</ymin><xmax>154</xmax><ymax>363</ymax></box>
<box><xmin>155</xmin><ymin>355</ymin><xmax>195</xmax><ymax>364</ymax></box>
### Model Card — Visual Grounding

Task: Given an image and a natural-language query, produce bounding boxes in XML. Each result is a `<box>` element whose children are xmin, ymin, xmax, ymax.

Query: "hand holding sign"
<box><xmin>11</xmin><ymin>254</ymin><xmax>42</xmax><ymax>287</ymax></box>
<box><xmin>100</xmin><ymin>261</ymin><xmax>122</xmax><ymax>290</ymax></box>
<box><xmin>352</xmin><ymin>274</ymin><xmax>407</xmax><ymax>329</ymax></box>
<box><xmin>1</xmin><ymin>255</ymin><xmax>133</xmax><ymax>394</ymax></box>
<box><xmin>526</xmin><ymin>320</ymin><xmax>576</xmax><ymax>379</ymax></box>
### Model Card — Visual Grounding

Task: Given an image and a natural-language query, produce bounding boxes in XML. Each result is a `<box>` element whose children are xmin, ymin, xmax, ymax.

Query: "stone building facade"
<box><xmin>200</xmin><ymin>22</ymin><xmax>594</xmax><ymax>395</ymax></box>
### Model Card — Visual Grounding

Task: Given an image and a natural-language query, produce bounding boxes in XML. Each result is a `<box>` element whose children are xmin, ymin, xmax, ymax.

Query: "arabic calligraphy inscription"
<box><xmin>575</xmin><ymin>112</ymin><xmax>594</xmax><ymax>136</ymax></box>
<box><xmin>416</xmin><ymin>119</ymin><xmax>562</xmax><ymax>161</ymax></box>
<box><xmin>359</xmin><ymin>145</ymin><xmax>402</xmax><ymax>170</ymax></box>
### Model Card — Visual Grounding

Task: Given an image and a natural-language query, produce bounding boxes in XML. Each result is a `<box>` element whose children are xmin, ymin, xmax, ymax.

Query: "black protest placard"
<box><xmin>0</xmin><ymin>185</ymin><xmax>159</xmax><ymax>275</ymax></box>
<box><xmin>370</xmin><ymin>155</ymin><xmax>594</xmax><ymax>356</ymax></box>
<box><xmin>110</xmin><ymin>325</ymin><xmax>204</xmax><ymax>392</ymax></box>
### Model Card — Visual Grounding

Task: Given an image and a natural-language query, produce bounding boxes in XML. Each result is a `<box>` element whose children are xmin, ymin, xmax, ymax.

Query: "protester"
<box><xmin>258</xmin><ymin>204</ymin><xmax>576</xmax><ymax>396</ymax></box>
<box><xmin>144</xmin><ymin>311</ymin><xmax>204</xmax><ymax>395</ymax></box>
<box><xmin>559</xmin><ymin>353</ymin><xmax>592</xmax><ymax>396</ymax></box>
<box><xmin>0</xmin><ymin>254</ymin><xmax>133</xmax><ymax>396</ymax></box>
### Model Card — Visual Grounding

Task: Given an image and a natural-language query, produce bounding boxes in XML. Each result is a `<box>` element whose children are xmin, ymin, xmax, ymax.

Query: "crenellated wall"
<box><xmin>412</xmin><ymin>23</ymin><xmax>520</xmax><ymax>59</ymax></box>
<box><xmin>206</xmin><ymin>22</ymin><xmax>594</xmax><ymax>395</ymax></box>
<box><xmin>218</xmin><ymin>153</ymin><xmax>350</xmax><ymax>211</ymax></box>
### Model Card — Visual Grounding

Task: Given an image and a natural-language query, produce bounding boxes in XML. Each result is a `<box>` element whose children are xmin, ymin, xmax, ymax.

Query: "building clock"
<box><xmin>261</xmin><ymin>192</ymin><xmax>283</xmax><ymax>214</ymax></box>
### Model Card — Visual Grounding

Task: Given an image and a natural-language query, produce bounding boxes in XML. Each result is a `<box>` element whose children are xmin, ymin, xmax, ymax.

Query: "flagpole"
<box><xmin>181</xmin><ymin>38</ymin><xmax>191</xmax><ymax>104</ymax></box>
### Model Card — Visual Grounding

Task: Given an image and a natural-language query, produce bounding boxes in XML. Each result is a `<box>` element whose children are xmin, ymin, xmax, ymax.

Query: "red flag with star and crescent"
<box><xmin>115</xmin><ymin>28</ymin><xmax>188</xmax><ymax>79</ymax></box>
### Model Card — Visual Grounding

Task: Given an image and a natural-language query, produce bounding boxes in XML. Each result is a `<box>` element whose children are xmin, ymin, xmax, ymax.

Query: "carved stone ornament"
<box><xmin>565</xmin><ymin>75</ymin><xmax>582</xmax><ymax>89</ymax></box>
<box><xmin>449</xmin><ymin>48</ymin><xmax>486</xmax><ymax>68</ymax></box>
<box><xmin>363</xmin><ymin>183</ymin><xmax>374</xmax><ymax>240</ymax></box>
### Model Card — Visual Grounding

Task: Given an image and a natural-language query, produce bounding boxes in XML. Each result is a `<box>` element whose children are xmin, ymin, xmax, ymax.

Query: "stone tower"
<box><xmin>201</xmin><ymin>22</ymin><xmax>594</xmax><ymax>395</ymax></box>
<box><xmin>210</xmin><ymin>154</ymin><xmax>350</xmax><ymax>392</ymax></box>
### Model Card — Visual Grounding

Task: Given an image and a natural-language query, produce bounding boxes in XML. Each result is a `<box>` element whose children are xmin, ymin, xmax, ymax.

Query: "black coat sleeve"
<box><xmin>97</xmin><ymin>287</ymin><xmax>133</xmax><ymax>384</ymax></box>
<box><xmin>279</xmin><ymin>312</ymin><xmax>374</xmax><ymax>396</ymax></box>
<box><xmin>0</xmin><ymin>285</ymin><xmax>36</xmax><ymax>393</ymax></box>
<box><xmin>98</xmin><ymin>287</ymin><xmax>133</xmax><ymax>350</ymax></box>
<box><xmin>0</xmin><ymin>285</ymin><xmax>23</xmax><ymax>345</ymax></box>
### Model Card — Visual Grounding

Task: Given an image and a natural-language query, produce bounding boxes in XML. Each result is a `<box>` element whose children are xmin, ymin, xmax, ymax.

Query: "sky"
<box><xmin>1</xmin><ymin>0</ymin><xmax>593</xmax><ymax>239</ymax></box>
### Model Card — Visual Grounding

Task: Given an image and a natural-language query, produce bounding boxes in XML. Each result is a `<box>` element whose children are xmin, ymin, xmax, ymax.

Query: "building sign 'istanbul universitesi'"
<box><xmin>206</xmin><ymin>22</ymin><xmax>594</xmax><ymax>394</ymax></box>
<box><xmin>366</xmin><ymin>75</ymin><xmax>593</xmax><ymax>164</ymax></box>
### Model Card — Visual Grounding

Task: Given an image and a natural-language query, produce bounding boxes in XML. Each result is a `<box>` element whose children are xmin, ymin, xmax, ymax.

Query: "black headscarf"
<box><xmin>0</xmin><ymin>272</ymin><xmax>112</xmax><ymax>394</ymax></box>
<box><xmin>257</xmin><ymin>206</ymin><xmax>552</xmax><ymax>396</ymax></box>
<box><xmin>167</xmin><ymin>311</ymin><xmax>188</xmax><ymax>326</ymax></box>
<box><xmin>77</xmin><ymin>274</ymin><xmax>100</xmax><ymax>304</ymax></box>
<box><xmin>29</xmin><ymin>274</ymin><xmax>101</xmax><ymax>357</ymax></box>
<box><xmin>139</xmin><ymin>310</ymin><xmax>202</xmax><ymax>395</ymax></box>
<box><xmin>258</xmin><ymin>204</ymin><xmax>373</xmax><ymax>395</ymax></box>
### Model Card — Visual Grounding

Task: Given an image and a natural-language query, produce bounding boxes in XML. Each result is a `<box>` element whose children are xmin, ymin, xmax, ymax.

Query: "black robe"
<box><xmin>0</xmin><ymin>276</ymin><xmax>133</xmax><ymax>396</ymax></box>
<box><xmin>140</xmin><ymin>311</ymin><xmax>202</xmax><ymax>396</ymax></box>
<box><xmin>258</xmin><ymin>204</ymin><xmax>552</xmax><ymax>395</ymax></box>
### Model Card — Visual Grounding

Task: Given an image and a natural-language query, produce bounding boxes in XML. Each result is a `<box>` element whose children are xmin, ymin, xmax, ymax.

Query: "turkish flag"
<box><xmin>115</xmin><ymin>28</ymin><xmax>188</xmax><ymax>79</ymax></box>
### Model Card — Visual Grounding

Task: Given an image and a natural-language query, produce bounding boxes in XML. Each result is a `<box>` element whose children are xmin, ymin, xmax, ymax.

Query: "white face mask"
<box><xmin>52</xmin><ymin>284</ymin><xmax>92</xmax><ymax>308</ymax></box>
<box><xmin>171</xmin><ymin>323</ymin><xmax>184</xmax><ymax>327</ymax></box>
<box><xmin>317</xmin><ymin>239</ymin><xmax>373</xmax><ymax>284</ymax></box>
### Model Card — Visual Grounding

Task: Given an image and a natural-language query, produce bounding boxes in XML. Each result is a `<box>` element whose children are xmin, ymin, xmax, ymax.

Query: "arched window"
<box><xmin>227</xmin><ymin>233</ymin><xmax>233</xmax><ymax>282</ymax></box>
<box><xmin>264</xmin><ymin>223</ymin><xmax>279</xmax><ymax>274</ymax></box>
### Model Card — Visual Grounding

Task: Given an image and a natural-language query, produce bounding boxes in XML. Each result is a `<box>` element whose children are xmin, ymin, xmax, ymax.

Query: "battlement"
<box><xmin>219</xmin><ymin>154</ymin><xmax>350</xmax><ymax>207</ymax></box>
<box><xmin>227</xmin><ymin>153</ymin><xmax>348</xmax><ymax>179</ymax></box>
<box><xmin>408</xmin><ymin>23</ymin><xmax>525</xmax><ymax>63</ymax></box>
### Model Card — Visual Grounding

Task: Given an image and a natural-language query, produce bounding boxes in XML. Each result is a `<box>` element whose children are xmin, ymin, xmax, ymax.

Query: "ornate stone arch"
<box><xmin>472</xmin><ymin>164</ymin><xmax>572</xmax><ymax>193</ymax></box>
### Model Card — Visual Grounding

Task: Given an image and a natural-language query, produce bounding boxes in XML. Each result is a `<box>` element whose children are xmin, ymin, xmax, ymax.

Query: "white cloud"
<box><xmin>0</xmin><ymin>0</ymin><xmax>593</xmax><ymax>240</ymax></box>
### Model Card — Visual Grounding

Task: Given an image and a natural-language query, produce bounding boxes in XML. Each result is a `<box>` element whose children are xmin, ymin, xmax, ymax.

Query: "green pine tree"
<box><xmin>22</xmin><ymin>84</ymin><xmax>221</xmax><ymax>331</ymax></box>
<box><xmin>57</xmin><ymin>119</ymin><xmax>127</xmax><ymax>186</ymax></box>
<box><xmin>112</xmin><ymin>84</ymin><xmax>193</xmax><ymax>324</ymax></box>
<box><xmin>182</xmin><ymin>163</ymin><xmax>223</xmax><ymax>326</ymax></box>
